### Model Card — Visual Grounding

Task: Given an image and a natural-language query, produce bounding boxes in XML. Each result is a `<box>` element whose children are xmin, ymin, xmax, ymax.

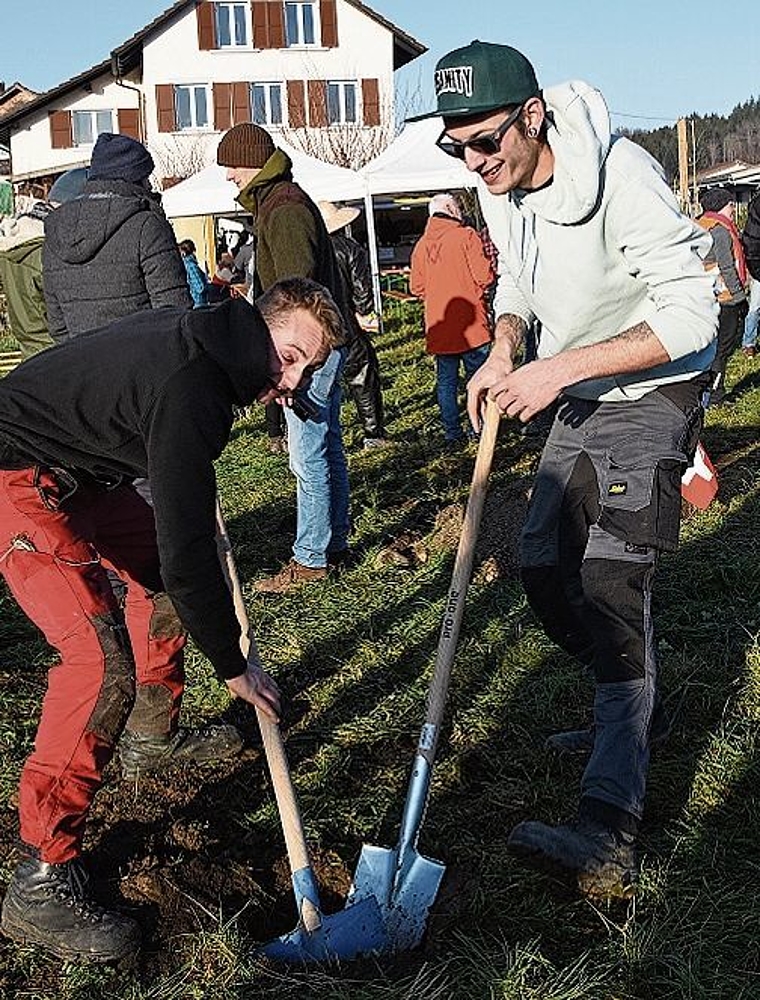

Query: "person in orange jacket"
<box><xmin>410</xmin><ymin>193</ymin><xmax>495</xmax><ymax>444</ymax></box>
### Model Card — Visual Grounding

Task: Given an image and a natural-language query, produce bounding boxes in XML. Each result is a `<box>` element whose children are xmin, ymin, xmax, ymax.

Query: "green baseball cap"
<box><xmin>408</xmin><ymin>40</ymin><xmax>540</xmax><ymax>122</ymax></box>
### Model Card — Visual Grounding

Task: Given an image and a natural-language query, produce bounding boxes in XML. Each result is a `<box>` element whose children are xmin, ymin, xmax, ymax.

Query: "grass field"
<box><xmin>0</xmin><ymin>300</ymin><xmax>758</xmax><ymax>999</ymax></box>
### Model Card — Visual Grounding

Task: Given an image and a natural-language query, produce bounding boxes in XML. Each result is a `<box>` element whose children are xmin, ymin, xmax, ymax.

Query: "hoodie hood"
<box><xmin>235</xmin><ymin>148</ymin><xmax>293</xmax><ymax>214</ymax></box>
<box><xmin>512</xmin><ymin>80</ymin><xmax>611</xmax><ymax>226</ymax></box>
<box><xmin>44</xmin><ymin>178</ymin><xmax>165</xmax><ymax>264</ymax></box>
<box><xmin>0</xmin><ymin>212</ymin><xmax>46</xmax><ymax>253</ymax></box>
<box><xmin>183</xmin><ymin>297</ymin><xmax>272</xmax><ymax>405</ymax></box>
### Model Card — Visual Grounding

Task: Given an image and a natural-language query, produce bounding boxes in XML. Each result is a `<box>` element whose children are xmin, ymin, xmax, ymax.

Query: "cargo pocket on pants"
<box><xmin>598</xmin><ymin>437</ymin><xmax>686</xmax><ymax>553</ymax></box>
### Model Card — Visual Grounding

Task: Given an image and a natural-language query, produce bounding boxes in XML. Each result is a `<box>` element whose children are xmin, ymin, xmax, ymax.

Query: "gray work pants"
<box><xmin>520</xmin><ymin>386</ymin><xmax>703</xmax><ymax>820</ymax></box>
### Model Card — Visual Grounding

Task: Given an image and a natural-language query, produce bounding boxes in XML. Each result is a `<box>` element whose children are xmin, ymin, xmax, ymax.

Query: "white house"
<box><xmin>0</xmin><ymin>0</ymin><xmax>425</xmax><ymax>185</ymax></box>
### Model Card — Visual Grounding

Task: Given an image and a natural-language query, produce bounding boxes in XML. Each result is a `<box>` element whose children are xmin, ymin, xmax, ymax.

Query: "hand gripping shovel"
<box><xmin>214</xmin><ymin>500</ymin><xmax>386</xmax><ymax>962</ymax></box>
<box><xmin>346</xmin><ymin>398</ymin><xmax>501</xmax><ymax>953</ymax></box>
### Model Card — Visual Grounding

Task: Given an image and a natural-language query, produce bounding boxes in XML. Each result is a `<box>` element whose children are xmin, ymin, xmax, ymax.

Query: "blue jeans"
<box><xmin>743</xmin><ymin>277</ymin><xmax>760</xmax><ymax>348</ymax></box>
<box><xmin>435</xmin><ymin>344</ymin><xmax>491</xmax><ymax>441</ymax></box>
<box><xmin>283</xmin><ymin>349</ymin><xmax>350</xmax><ymax>568</ymax></box>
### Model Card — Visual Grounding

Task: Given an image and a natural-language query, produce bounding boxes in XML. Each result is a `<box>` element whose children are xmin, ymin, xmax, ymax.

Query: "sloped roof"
<box><xmin>0</xmin><ymin>0</ymin><xmax>426</xmax><ymax>144</ymax></box>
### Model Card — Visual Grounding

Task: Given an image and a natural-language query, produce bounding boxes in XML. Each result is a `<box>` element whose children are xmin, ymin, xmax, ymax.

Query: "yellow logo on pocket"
<box><xmin>608</xmin><ymin>481</ymin><xmax>628</xmax><ymax>496</ymax></box>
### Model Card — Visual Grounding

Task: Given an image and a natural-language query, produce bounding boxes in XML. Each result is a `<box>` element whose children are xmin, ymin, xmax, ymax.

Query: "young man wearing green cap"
<box><xmin>415</xmin><ymin>40</ymin><xmax>718</xmax><ymax>899</ymax></box>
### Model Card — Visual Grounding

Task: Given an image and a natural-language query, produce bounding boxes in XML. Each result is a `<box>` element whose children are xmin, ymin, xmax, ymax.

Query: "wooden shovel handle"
<box><xmin>214</xmin><ymin>500</ymin><xmax>312</xmax><ymax>876</ymax></box>
<box><xmin>423</xmin><ymin>397</ymin><xmax>500</xmax><ymax>758</ymax></box>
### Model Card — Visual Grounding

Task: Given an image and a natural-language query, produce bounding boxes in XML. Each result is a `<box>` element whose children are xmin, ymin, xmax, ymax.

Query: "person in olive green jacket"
<box><xmin>0</xmin><ymin>170</ymin><xmax>89</xmax><ymax>361</ymax></box>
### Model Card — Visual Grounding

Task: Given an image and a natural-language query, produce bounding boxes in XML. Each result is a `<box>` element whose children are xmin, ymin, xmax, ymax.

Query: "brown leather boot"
<box><xmin>253</xmin><ymin>559</ymin><xmax>328</xmax><ymax>594</ymax></box>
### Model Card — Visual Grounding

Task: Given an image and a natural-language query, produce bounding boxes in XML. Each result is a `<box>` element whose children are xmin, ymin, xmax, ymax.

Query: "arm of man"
<box><xmin>147</xmin><ymin>360</ymin><xmax>280</xmax><ymax>720</ymax></box>
<box><xmin>711</xmin><ymin>226</ymin><xmax>745</xmax><ymax>300</ymax></box>
<box><xmin>140</xmin><ymin>215</ymin><xmax>194</xmax><ymax>310</ymax></box>
<box><xmin>347</xmin><ymin>239</ymin><xmax>374</xmax><ymax>315</ymax></box>
<box><xmin>463</xmin><ymin>228</ymin><xmax>496</xmax><ymax>290</ymax></box>
<box><xmin>409</xmin><ymin>242</ymin><xmax>425</xmax><ymax>297</ymax></box>
<box><xmin>485</xmin><ymin>321</ymin><xmax>670</xmax><ymax>423</ymax></box>
<box><xmin>264</xmin><ymin>203</ymin><xmax>320</xmax><ymax>279</ymax></box>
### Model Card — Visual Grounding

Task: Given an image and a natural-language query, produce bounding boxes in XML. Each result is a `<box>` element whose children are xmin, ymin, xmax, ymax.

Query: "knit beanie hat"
<box><xmin>217</xmin><ymin>123</ymin><xmax>276</xmax><ymax>169</ymax></box>
<box><xmin>700</xmin><ymin>186</ymin><xmax>735</xmax><ymax>212</ymax></box>
<box><xmin>89</xmin><ymin>133</ymin><xmax>154</xmax><ymax>183</ymax></box>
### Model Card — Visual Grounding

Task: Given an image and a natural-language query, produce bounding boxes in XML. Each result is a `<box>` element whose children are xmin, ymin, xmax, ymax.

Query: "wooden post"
<box><xmin>677</xmin><ymin>118</ymin><xmax>689</xmax><ymax>214</ymax></box>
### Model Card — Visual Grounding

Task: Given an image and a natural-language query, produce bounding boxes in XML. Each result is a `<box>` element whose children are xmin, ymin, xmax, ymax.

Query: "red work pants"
<box><xmin>0</xmin><ymin>467</ymin><xmax>185</xmax><ymax>863</ymax></box>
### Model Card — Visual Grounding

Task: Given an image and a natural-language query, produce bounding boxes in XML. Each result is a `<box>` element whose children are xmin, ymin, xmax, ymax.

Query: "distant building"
<box><xmin>0</xmin><ymin>0</ymin><xmax>425</xmax><ymax>187</ymax></box>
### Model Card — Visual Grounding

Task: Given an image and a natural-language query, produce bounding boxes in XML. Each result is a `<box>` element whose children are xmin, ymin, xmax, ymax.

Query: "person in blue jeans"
<box><xmin>409</xmin><ymin>193</ymin><xmax>494</xmax><ymax>445</ymax></box>
<box><xmin>281</xmin><ymin>347</ymin><xmax>350</xmax><ymax>576</ymax></box>
<box><xmin>216</xmin><ymin>121</ymin><xmax>354</xmax><ymax>592</ymax></box>
<box><xmin>741</xmin><ymin>276</ymin><xmax>759</xmax><ymax>356</ymax></box>
<box><xmin>436</xmin><ymin>344</ymin><xmax>491</xmax><ymax>442</ymax></box>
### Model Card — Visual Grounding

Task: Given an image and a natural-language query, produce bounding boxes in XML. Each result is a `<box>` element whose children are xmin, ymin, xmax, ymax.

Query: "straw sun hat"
<box><xmin>319</xmin><ymin>200</ymin><xmax>361</xmax><ymax>234</ymax></box>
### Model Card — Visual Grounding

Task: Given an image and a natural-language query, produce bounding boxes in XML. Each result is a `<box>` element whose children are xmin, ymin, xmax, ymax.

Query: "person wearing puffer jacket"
<box><xmin>42</xmin><ymin>133</ymin><xmax>191</xmax><ymax>341</ymax></box>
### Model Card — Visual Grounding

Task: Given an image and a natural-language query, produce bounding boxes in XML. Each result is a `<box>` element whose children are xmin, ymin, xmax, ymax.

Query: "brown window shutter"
<box><xmin>213</xmin><ymin>83</ymin><xmax>233</xmax><ymax>131</ymax></box>
<box><xmin>320</xmin><ymin>0</ymin><xmax>338</xmax><ymax>47</ymax></box>
<box><xmin>232</xmin><ymin>82</ymin><xmax>251</xmax><ymax>125</ymax></box>
<box><xmin>252</xmin><ymin>0</ymin><xmax>270</xmax><ymax>47</ymax></box>
<box><xmin>118</xmin><ymin>108</ymin><xmax>141</xmax><ymax>140</ymax></box>
<box><xmin>268</xmin><ymin>1</ymin><xmax>285</xmax><ymax>47</ymax></box>
<box><xmin>155</xmin><ymin>84</ymin><xmax>176</xmax><ymax>133</ymax></box>
<box><xmin>197</xmin><ymin>1</ymin><xmax>217</xmax><ymax>49</ymax></box>
<box><xmin>362</xmin><ymin>78</ymin><xmax>380</xmax><ymax>127</ymax></box>
<box><xmin>287</xmin><ymin>80</ymin><xmax>306</xmax><ymax>128</ymax></box>
<box><xmin>49</xmin><ymin>110</ymin><xmax>73</xmax><ymax>149</ymax></box>
<box><xmin>308</xmin><ymin>80</ymin><xmax>328</xmax><ymax>127</ymax></box>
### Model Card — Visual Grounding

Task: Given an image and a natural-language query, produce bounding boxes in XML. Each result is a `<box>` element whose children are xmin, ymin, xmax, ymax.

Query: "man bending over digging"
<box><xmin>0</xmin><ymin>277</ymin><xmax>344</xmax><ymax>962</ymax></box>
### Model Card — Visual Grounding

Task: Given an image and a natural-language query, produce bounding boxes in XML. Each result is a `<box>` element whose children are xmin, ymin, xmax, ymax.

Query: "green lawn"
<box><xmin>0</xmin><ymin>301</ymin><xmax>758</xmax><ymax>998</ymax></box>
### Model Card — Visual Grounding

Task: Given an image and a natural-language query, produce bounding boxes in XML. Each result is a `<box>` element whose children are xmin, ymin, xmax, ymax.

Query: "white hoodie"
<box><xmin>478</xmin><ymin>81</ymin><xmax>718</xmax><ymax>401</ymax></box>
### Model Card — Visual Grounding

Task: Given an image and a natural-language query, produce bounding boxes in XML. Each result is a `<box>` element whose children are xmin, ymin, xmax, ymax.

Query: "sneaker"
<box><xmin>253</xmin><ymin>559</ymin><xmax>328</xmax><ymax>594</ymax></box>
<box><xmin>742</xmin><ymin>346</ymin><xmax>756</xmax><ymax>358</ymax></box>
<box><xmin>363</xmin><ymin>437</ymin><xmax>390</xmax><ymax>450</ymax></box>
<box><xmin>546</xmin><ymin>699</ymin><xmax>673</xmax><ymax>756</ymax></box>
<box><xmin>507</xmin><ymin>817</ymin><xmax>637</xmax><ymax>900</ymax></box>
<box><xmin>267</xmin><ymin>436</ymin><xmax>288</xmax><ymax>454</ymax></box>
<box><xmin>119</xmin><ymin>724</ymin><xmax>242</xmax><ymax>780</ymax></box>
<box><xmin>1</xmin><ymin>857</ymin><xmax>139</xmax><ymax>962</ymax></box>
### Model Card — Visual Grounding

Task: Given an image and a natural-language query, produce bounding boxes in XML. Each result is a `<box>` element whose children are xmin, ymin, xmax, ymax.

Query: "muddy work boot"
<box><xmin>1</xmin><ymin>856</ymin><xmax>139</xmax><ymax>962</ymax></box>
<box><xmin>253</xmin><ymin>559</ymin><xmax>328</xmax><ymax>594</ymax></box>
<box><xmin>119</xmin><ymin>724</ymin><xmax>242</xmax><ymax>780</ymax></box>
<box><xmin>507</xmin><ymin>817</ymin><xmax>637</xmax><ymax>900</ymax></box>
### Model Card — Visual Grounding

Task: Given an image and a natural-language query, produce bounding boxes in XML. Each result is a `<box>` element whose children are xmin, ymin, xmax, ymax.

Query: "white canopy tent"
<box><xmin>358</xmin><ymin>117</ymin><xmax>478</xmax><ymax>312</ymax></box>
<box><xmin>161</xmin><ymin>139</ymin><xmax>366</xmax><ymax>219</ymax></box>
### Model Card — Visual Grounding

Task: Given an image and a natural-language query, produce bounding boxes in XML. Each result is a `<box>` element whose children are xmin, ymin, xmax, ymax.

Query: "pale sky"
<box><xmin>2</xmin><ymin>1</ymin><xmax>758</xmax><ymax>130</ymax></box>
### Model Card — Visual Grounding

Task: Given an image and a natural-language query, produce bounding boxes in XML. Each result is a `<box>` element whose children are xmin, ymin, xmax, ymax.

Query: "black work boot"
<box><xmin>119</xmin><ymin>724</ymin><xmax>243</xmax><ymax>780</ymax></box>
<box><xmin>1</xmin><ymin>856</ymin><xmax>139</xmax><ymax>962</ymax></box>
<box><xmin>507</xmin><ymin>817</ymin><xmax>637</xmax><ymax>900</ymax></box>
<box><xmin>546</xmin><ymin>698</ymin><xmax>673</xmax><ymax>756</ymax></box>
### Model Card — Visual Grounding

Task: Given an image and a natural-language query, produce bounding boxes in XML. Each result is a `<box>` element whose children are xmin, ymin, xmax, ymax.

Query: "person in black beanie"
<box><xmin>42</xmin><ymin>132</ymin><xmax>191</xmax><ymax>341</ymax></box>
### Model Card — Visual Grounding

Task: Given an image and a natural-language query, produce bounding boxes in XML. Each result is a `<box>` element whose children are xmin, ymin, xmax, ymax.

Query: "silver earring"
<box><xmin>527</xmin><ymin>126</ymin><xmax>538</xmax><ymax>138</ymax></box>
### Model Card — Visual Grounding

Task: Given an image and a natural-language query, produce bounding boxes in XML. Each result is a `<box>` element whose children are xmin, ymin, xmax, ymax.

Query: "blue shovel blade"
<box><xmin>260</xmin><ymin>893</ymin><xmax>386</xmax><ymax>963</ymax></box>
<box><xmin>348</xmin><ymin>843</ymin><xmax>446</xmax><ymax>953</ymax></box>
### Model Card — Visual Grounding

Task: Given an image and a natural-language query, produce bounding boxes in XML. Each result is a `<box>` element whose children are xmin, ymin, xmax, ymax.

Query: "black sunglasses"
<box><xmin>436</xmin><ymin>104</ymin><xmax>525</xmax><ymax>160</ymax></box>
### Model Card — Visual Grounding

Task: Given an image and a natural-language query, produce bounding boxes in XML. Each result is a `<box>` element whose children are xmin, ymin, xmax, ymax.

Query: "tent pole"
<box><xmin>363</xmin><ymin>190</ymin><xmax>384</xmax><ymax>332</ymax></box>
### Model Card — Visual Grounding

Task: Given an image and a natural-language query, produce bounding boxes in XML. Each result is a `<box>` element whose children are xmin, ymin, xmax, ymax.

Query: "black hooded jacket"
<box><xmin>43</xmin><ymin>178</ymin><xmax>191</xmax><ymax>341</ymax></box>
<box><xmin>0</xmin><ymin>298</ymin><xmax>270</xmax><ymax>680</ymax></box>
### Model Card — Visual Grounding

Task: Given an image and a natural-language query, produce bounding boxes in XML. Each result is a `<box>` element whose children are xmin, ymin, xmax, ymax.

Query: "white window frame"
<box><xmin>174</xmin><ymin>84</ymin><xmax>211</xmax><ymax>131</ymax></box>
<box><xmin>251</xmin><ymin>82</ymin><xmax>285</xmax><ymax>127</ymax></box>
<box><xmin>326</xmin><ymin>81</ymin><xmax>358</xmax><ymax>126</ymax></box>
<box><xmin>72</xmin><ymin>109</ymin><xmax>114</xmax><ymax>147</ymax></box>
<box><xmin>214</xmin><ymin>2</ymin><xmax>249</xmax><ymax>47</ymax></box>
<box><xmin>284</xmin><ymin>1</ymin><xmax>318</xmax><ymax>47</ymax></box>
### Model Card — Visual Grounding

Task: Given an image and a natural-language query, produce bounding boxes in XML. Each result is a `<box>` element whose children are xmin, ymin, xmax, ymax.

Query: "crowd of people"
<box><xmin>0</xmin><ymin>36</ymin><xmax>757</xmax><ymax>965</ymax></box>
